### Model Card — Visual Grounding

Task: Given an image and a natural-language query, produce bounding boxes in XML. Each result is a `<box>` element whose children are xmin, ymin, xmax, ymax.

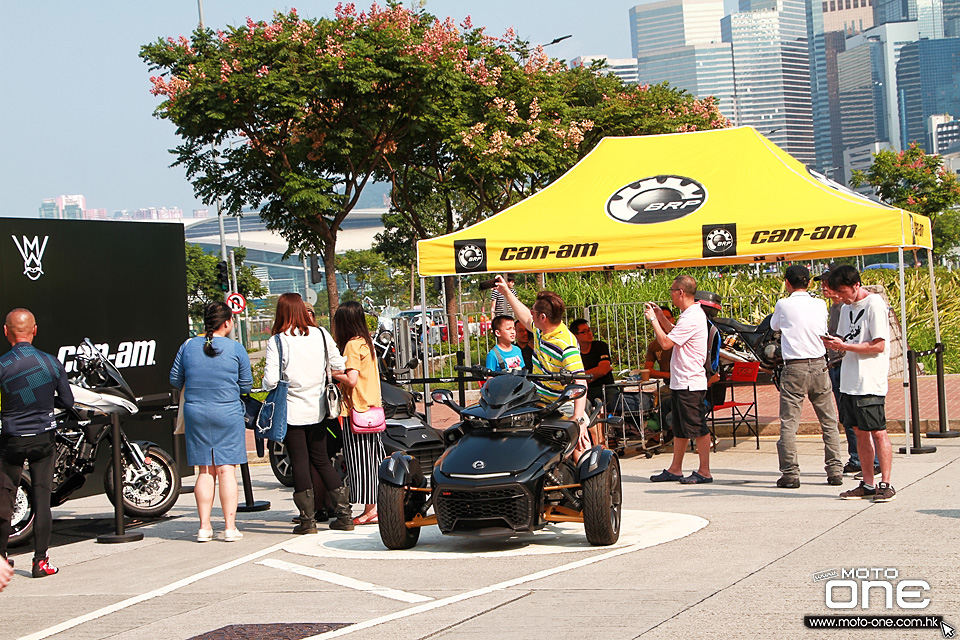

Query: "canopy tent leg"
<box><xmin>925</xmin><ymin>251</ymin><xmax>959</xmax><ymax>438</ymax></box>
<box><xmin>898</xmin><ymin>249</ymin><xmax>912</xmax><ymax>458</ymax></box>
<box><xmin>420</xmin><ymin>276</ymin><xmax>431</xmax><ymax>427</ymax></box>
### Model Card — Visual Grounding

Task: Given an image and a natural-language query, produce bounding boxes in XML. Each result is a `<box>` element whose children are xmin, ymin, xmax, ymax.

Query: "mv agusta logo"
<box><xmin>12</xmin><ymin>235</ymin><xmax>49</xmax><ymax>281</ymax></box>
<box><xmin>606</xmin><ymin>175</ymin><xmax>707</xmax><ymax>225</ymax></box>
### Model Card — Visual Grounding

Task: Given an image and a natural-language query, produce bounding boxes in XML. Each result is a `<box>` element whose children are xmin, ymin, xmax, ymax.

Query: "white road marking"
<box><xmin>300</xmin><ymin>540</ymin><xmax>658</xmax><ymax>640</ymax></box>
<box><xmin>17</xmin><ymin>538</ymin><xmax>294</xmax><ymax>640</ymax></box>
<box><xmin>256</xmin><ymin>558</ymin><xmax>432</xmax><ymax>603</ymax></box>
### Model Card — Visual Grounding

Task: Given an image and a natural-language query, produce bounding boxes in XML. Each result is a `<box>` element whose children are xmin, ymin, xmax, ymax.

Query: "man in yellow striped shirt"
<box><xmin>493</xmin><ymin>277</ymin><xmax>591</xmax><ymax>459</ymax></box>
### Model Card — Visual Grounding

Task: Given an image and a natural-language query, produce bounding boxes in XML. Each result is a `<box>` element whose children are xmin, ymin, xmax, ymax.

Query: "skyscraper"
<box><xmin>630</xmin><ymin>0</ymin><xmax>737</xmax><ymax>124</ymax></box>
<box><xmin>630</xmin><ymin>0</ymin><xmax>725</xmax><ymax>56</ymax></box>
<box><xmin>837</xmin><ymin>39</ymin><xmax>889</xmax><ymax>152</ymax></box>
<box><xmin>874</xmin><ymin>0</ymin><xmax>944</xmax><ymax>37</ymax></box>
<box><xmin>721</xmin><ymin>0</ymin><xmax>816</xmax><ymax>164</ymax></box>
<box><xmin>843</xmin><ymin>21</ymin><xmax>920</xmax><ymax>151</ymax></box>
<box><xmin>897</xmin><ymin>37</ymin><xmax>960</xmax><ymax>148</ymax></box>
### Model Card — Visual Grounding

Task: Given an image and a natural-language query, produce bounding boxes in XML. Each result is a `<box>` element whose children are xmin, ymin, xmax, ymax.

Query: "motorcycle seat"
<box><xmin>715</xmin><ymin>317</ymin><xmax>758</xmax><ymax>333</ymax></box>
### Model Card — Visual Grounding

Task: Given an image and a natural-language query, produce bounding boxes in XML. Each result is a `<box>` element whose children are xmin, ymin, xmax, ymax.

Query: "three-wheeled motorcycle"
<box><xmin>376</xmin><ymin>366</ymin><xmax>623</xmax><ymax>549</ymax></box>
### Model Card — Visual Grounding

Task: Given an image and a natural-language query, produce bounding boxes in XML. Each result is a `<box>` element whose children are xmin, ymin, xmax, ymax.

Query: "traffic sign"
<box><xmin>226</xmin><ymin>292</ymin><xmax>246</xmax><ymax>314</ymax></box>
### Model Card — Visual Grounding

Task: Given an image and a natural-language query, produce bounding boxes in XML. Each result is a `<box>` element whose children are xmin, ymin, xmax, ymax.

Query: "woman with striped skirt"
<box><xmin>333</xmin><ymin>301</ymin><xmax>385</xmax><ymax>526</ymax></box>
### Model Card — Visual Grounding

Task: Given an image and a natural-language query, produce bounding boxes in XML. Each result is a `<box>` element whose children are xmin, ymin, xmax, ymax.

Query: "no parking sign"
<box><xmin>226</xmin><ymin>292</ymin><xmax>246</xmax><ymax>314</ymax></box>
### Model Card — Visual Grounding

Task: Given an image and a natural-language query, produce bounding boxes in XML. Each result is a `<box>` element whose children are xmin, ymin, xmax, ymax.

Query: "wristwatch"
<box><xmin>576</xmin><ymin>416</ymin><xmax>587</xmax><ymax>426</ymax></box>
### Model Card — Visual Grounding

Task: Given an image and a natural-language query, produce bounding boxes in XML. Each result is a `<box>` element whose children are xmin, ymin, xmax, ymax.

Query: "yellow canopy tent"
<box><xmin>417</xmin><ymin>126</ymin><xmax>931</xmax><ymax>276</ymax></box>
<box><xmin>414</xmin><ymin>126</ymin><xmax>944</xmax><ymax>451</ymax></box>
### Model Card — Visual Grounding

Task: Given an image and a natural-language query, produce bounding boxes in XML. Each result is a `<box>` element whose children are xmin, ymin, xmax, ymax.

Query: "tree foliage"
<box><xmin>851</xmin><ymin>143</ymin><xmax>960</xmax><ymax>256</ymax></box>
<box><xmin>184</xmin><ymin>243</ymin><xmax>267</xmax><ymax>322</ymax></box>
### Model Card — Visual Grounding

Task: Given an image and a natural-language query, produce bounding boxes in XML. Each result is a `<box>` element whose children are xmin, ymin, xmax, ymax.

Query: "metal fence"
<box><xmin>404</xmin><ymin>293</ymin><xmax>782</xmax><ymax>385</ymax></box>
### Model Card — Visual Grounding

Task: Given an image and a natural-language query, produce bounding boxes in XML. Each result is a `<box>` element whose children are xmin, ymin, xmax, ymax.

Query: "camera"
<box><xmin>478</xmin><ymin>278</ymin><xmax>497</xmax><ymax>291</ymax></box>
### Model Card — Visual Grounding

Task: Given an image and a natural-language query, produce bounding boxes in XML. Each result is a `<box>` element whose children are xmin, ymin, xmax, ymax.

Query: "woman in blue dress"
<box><xmin>170</xmin><ymin>302</ymin><xmax>252</xmax><ymax>542</ymax></box>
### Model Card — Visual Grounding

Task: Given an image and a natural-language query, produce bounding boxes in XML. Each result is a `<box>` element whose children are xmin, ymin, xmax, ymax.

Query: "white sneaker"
<box><xmin>223</xmin><ymin>528</ymin><xmax>243</xmax><ymax>542</ymax></box>
<box><xmin>197</xmin><ymin>528</ymin><xmax>214</xmax><ymax>543</ymax></box>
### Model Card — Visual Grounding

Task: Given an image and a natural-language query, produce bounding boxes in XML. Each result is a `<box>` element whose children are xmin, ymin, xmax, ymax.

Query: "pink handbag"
<box><xmin>350</xmin><ymin>406</ymin><xmax>386</xmax><ymax>433</ymax></box>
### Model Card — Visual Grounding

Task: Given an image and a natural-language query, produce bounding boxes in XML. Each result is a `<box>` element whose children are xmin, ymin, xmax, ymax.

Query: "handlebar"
<box><xmin>454</xmin><ymin>364</ymin><xmax>593</xmax><ymax>384</ymax></box>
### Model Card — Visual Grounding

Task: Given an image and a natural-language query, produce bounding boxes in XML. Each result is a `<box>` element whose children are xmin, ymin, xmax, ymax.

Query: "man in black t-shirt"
<box><xmin>570</xmin><ymin>319</ymin><xmax>615</xmax><ymax>402</ymax></box>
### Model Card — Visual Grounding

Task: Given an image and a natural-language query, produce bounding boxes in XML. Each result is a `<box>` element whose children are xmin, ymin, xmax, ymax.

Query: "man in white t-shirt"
<box><xmin>770</xmin><ymin>265</ymin><xmax>843</xmax><ymax>489</ymax></box>
<box><xmin>822</xmin><ymin>265</ymin><xmax>895</xmax><ymax>502</ymax></box>
<box><xmin>644</xmin><ymin>275</ymin><xmax>712</xmax><ymax>484</ymax></box>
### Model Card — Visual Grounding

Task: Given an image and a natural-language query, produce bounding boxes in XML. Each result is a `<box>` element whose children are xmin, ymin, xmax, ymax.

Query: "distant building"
<box><xmin>571</xmin><ymin>55</ymin><xmax>640</xmax><ymax>84</ymax></box>
<box><xmin>629</xmin><ymin>0</ymin><xmax>736</xmax><ymax>125</ymax></box>
<box><xmin>874</xmin><ymin>0</ymin><xmax>944</xmax><ymax>37</ymax></box>
<box><xmin>38</xmin><ymin>195</ymin><xmax>86</xmax><ymax>219</ymax></box>
<box><xmin>844</xmin><ymin>21</ymin><xmax>920</xmax><ymax>152</ymax></box>
<box><xmin>722</xmin><ymin>0</ymin><xmax>816</xmax><ymax>164</ymax></box>
<box><xmin>822</xmin><ymin>0</ymin><xmax>875</xmax><ymax>34</ymax></box>
<box><xmin>843</xmin><ymin>140</ymin><xmax>893</xmax><ymax>196</ymax></box>
<box><xmin>83</xmin><ymin>208</ymin><xmax>108</xmax><ymax>220</ymax></box>
<box><xmin>896</xmin><ymin>37</ymin><xmax>960</xmax><ymax>149</ymax></box>
<box><xmin>931</xmin><ymin>115</ymin><xmax>960</xmax><ymax>152</ymax></box>
<box><xmin>837</xmin><ymin>38</ymin><xmax>889</xmax><ymax>154</ymax></box>
<box><xmin>192</xmin><ymin>209</ymin><xmax>210</xmax><ymax>219</ymax></box>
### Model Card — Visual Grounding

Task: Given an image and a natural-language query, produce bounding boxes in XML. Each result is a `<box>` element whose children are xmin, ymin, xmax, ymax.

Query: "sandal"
<box><xmin>650</xmin><ymin>469</ymin><xmax>683</xmax><ymax>482</ymax></box>
<box><xmin>352</xmin><ymin>513</ymin><xmax>378</xmax><ymax>525</ymax></box>
<box><xmin>679</xmin><ymin>471</ymin><xmax>714</xmax><ymax>484</ymax></box>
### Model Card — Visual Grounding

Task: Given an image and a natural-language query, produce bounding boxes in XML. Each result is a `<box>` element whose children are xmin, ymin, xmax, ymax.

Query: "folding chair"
<box><xmin>708</xmin><ymin>361</ymin><xmax>760</xmax><ymax>449</ymax></box>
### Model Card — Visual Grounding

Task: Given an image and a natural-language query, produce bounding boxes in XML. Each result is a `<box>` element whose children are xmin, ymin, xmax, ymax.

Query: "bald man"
<box><xmin>0</xmin><ymin>308</ymin><xmax>73</xmax><ymax>578</ymax></box>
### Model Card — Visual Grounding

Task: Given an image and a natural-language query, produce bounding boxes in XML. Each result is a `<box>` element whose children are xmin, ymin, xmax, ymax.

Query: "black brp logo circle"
<box><xmin>606</xmin><ymin>175</ymin><xmax>707</xmax><ymax>224</ymax></box>
<box><xmin>705</xmin><ymin>228</ymin><xmax>734</xmax><ymax>253</ymax></box>
<box><xmin>457</xmin><ymin>244</ymin><xmax>484</xmax><ymax>270</ymax></box>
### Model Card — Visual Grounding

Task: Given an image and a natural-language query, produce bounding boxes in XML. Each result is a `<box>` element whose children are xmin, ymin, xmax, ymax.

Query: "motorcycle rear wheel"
<box><xmin>377</xmin><ymin>483</ymin><xmax>421</xmax><ymax>550</ymax></box>
<box><xmin>582</xmin><ymin>455</ymin><xmax>622</xmax><ymax>546</ymax></box>
<box><xmin>8</xmin><ymin>470</ymin><xmax>34</xmax><ymax>547</ymax></box>
<box><xmin>104</xmin><ymin>446</ymin><xmax>181</xmax><ymax>519</ymax></box>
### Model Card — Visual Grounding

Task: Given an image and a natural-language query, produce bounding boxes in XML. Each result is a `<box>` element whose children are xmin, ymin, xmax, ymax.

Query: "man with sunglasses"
<box><xmin>569</xmin><ymin>319</ymin><xmax>614</xmax><ymax>403</ymax></box>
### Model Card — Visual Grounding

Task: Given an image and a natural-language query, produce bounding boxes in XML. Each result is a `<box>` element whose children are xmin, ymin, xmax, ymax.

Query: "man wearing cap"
<box><xmin>770</xmin><ymin>265</ymin><xmax>844</xmax><ymax>489</ymax></box>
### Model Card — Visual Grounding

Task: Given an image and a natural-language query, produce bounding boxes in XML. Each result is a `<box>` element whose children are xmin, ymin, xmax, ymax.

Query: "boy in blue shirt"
<box><xmin>485</xmin><ymin>315</ymin><xmax>525</xmax><ymax>372</ymax></box>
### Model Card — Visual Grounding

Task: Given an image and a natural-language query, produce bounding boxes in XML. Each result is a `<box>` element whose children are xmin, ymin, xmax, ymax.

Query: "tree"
<box><xmin>184</xmin><ymin>243</ymin><xmax>267</xmax><ymax>322</ymax></box>
<box><xmin>851</xmin><ymin>143</ymin><xmax>960</xmax><ymax>257</ymax></box>
<box><xmin>142</xmin><ymin>5</ymin><xmax>476</xmax><ymax>317</ymax></box>
<box><xmin>380</xmin><ymin>41</ymin><xmax>730</xmax><ymax>317</ymax></box>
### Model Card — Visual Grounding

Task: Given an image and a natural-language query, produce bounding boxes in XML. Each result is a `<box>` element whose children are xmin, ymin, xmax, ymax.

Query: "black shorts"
<box><xmin>671</xmin><ymin>389</ymin><xmax>709</xmax><ymax>440</ymax></box>
<box><xmin>839</xmin><ymin>393</ymin><xmax>887</xmax><ymax>432</ymax></box>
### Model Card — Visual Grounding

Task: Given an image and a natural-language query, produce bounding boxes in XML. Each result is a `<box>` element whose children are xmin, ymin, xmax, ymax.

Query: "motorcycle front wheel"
<box><xmin>104</xmin><ymin>446</ymin><xmax>181</xmax><ymax>518</ymax></box>
<box><xmin>8</xmin><ymin>470</ymin><xmax>34</xmax><ymax>547</ymax></box>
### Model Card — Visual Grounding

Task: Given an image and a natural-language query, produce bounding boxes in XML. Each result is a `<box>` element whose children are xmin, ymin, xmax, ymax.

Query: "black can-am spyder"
<box><xmin>376</xmin><ymin>366</ymin><xmax>623</xmax><ymax>550</ymax></box>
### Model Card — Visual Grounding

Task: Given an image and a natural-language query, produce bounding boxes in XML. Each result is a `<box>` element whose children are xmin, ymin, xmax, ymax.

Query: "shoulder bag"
<box><xmin>320</xmin><ymin>329</ymin><xmax>342</xmax><ymax>420</ymax></box>
<box><xmin>257</xmin><ymin>334</ymin><xmax>289</xmax><ymax>443</ymax></box>
<box><xmin>350</xmin><ymin>405</ymin><xmax>386</xmax><ymax>434</ymax></box>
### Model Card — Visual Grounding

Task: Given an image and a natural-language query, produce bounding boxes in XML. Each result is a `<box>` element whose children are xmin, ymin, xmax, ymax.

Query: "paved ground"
<box><xmin>4</xmin><ymin>431</ymin><xmax>958</xmax><ymax>640</ymax></box>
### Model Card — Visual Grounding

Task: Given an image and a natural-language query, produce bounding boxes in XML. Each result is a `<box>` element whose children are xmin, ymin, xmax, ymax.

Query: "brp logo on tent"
<box><xmin>606</xmin><ymin>175</ymin><xmax>707</xmax><ymax>225</ymax></box>
<box><xmin>12</xmin><ymin>235</ymin><xmax>49</xmax><ymax>281</ymax></box>
<box><xmin>454</xmin><ymin>239</ymin><xmax>487</xmax><ymax>273</ymax></box>
<box><xmin>702</xmin><ymin>224</ymin><xmax>737</xmax><ymax>258</ymax></box>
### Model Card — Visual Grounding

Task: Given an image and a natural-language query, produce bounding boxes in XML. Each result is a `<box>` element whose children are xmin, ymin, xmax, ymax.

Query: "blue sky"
<box><xmin>0</xmin><ymin>1</ymin><xmax>733</xmax><ymax>219</ymax></box>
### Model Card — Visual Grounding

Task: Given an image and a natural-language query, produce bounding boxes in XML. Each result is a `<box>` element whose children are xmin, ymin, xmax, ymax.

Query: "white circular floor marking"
<box><xmin>281</xmin><ymin>510</ymin><xmax>707</xmax><ymax>560</ymax></box>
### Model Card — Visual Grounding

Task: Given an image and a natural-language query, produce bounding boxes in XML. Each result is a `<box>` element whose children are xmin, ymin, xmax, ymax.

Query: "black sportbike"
<box><xmin>9</xmin><ymin>339</ymin><xmax>181</xmax><ymax>546</ymax></box>
<box><xmin>376</xmin><ymin>366</ymin><xmax>623</xmax><ymax>550</ymax></box>
<box><xmin>712</xmin><ymin>314</ymin><xmax>784</xmax><ymax>388</ymax></box>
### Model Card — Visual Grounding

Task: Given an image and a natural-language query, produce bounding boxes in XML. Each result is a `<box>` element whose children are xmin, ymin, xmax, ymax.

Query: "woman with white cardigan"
<box><xmin>262</xmin><ymin>293</ymin><xmax>354</xmax><ymax>532</ymax></box>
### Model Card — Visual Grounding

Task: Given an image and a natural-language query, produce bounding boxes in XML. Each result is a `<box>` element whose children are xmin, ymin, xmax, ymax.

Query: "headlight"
<box><xmin>498</xmin><ymin>413</ymin><xmax>538</xmax><ymax>429</ymax></box>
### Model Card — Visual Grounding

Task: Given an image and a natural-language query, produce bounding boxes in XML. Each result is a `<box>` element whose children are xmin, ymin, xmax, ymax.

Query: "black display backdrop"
<box><xmin>1</xmin><ymin>218</ymin><xmax>188</xmax><ymax>402</ymax></box>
